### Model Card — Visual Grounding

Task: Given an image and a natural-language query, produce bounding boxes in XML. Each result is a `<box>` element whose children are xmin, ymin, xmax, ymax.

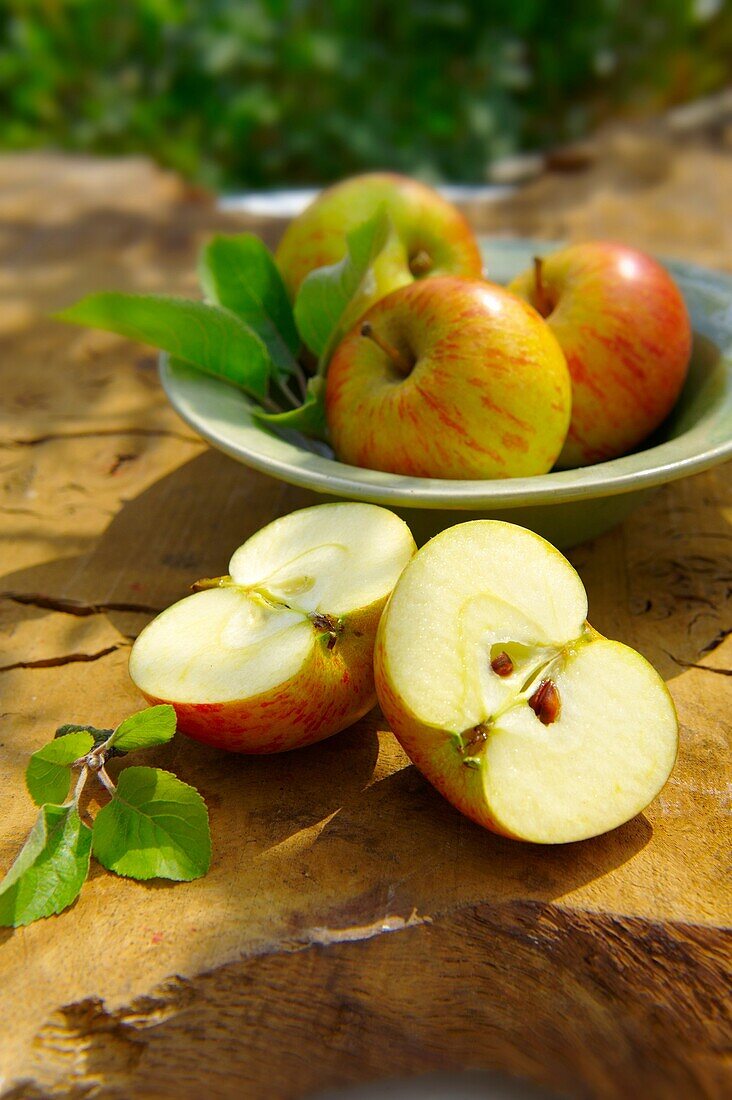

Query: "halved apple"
<box><xmin>375</xmin><ymin>521</ymin><xmax>678</xmax><ymax>843</ymax></box>
<box><xmin>130</xmin><ymin>503</ymin><xmax>416</xmax><ymax>753</ymax></box>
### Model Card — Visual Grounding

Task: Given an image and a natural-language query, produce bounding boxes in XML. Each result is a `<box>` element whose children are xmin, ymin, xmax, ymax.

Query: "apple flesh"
<box><xmin>375</xmin><ymin>521</ymin><xmax>678</xmax><ymax>843</ymax></box>
<box><xmin>275</xmin><ymin>172</ymin><xmax>483</xmax><ymax>319</ymax></box>
<box><xmin>129</xmin><ymin>503</ymin><xmax>416</xmax><ymax>753</ymax></box>
<box><xmin>326</xmin><ymin>276</ymin><xmax>572</xmax><ymax>479</ymax></box>
<box><xmin>509</xmin><ymin>242</ymin><xmax>692</xmax><ymax>467</ymax></box>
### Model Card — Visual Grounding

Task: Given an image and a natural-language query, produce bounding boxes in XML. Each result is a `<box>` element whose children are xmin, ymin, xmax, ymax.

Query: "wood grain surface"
<box><xmin>0</xmin><ymin>137</ymin><xmax>730</xmax><ymax>1099</ymax></box>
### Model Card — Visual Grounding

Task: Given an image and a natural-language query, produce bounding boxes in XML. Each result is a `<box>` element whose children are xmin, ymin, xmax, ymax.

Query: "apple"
<box><xmin>508</xmin><ymin>242</ymin><xmax>692</xmax><ymax>467</ymax></box>
<box><xmin>325</xmin><ymin>275</ymin><xmax>572</xmax><ymax>479</ymax></box>
<box><xmin>129</xmin><ymin>503</ymin><xmax>416</xmax><ymax>753</ymax></box>
<box><xmin>375</xmin><ymin>520</ymin><xmax>678</xmax><ymax>843</ymax></box>
<box><xmin>275</xmin><ymin>172</ymin><xmax>483</xmax><ymax>318</ymax></box>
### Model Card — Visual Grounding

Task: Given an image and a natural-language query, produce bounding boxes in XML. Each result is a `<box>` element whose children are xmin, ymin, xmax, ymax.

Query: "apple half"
<box><xmin>130</xmin><ymin>503</ymin><xmax>416</xmax><ymax>753</ymax></box>
<box><xmin>375</xmin><ymin>521</ymin><xmax>678</xmax><ymax>843</ymax></box>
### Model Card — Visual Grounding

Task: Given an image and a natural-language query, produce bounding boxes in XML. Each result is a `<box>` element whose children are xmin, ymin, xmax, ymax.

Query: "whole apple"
<box><xmin>275</xmin><ymin>172</ymin><xmax>483</xmax><ymax>317</ymax></box>
<box><xmin>509</xmin><ymin>242</ymin><xmax>692</xmax><ymax>467</ymax></box>
<box><xmin>129</xmin><ymin>503</ymin><xmax>416</xmax><ymax>753</ymax></box>
<box><xmin>325</xmin><ymin>276</ymin><xmax>572</xmax><ymax>479</ymax></box>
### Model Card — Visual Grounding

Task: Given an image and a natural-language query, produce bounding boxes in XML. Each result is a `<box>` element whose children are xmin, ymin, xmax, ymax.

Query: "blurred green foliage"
<box><xmin>0</xmin><ymin>0</ymin><xmax>729</xmax><ymax>189</ymax></box>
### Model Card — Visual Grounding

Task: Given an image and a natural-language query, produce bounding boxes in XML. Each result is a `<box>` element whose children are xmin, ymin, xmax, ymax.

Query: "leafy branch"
<box><xmin>55</xmin><ymin>208</ymin><xmax>391</xmax><ymax>444</ymax></box>
<box><xmin>0</xmin><ymin>705</ymin><xmax>211</xmax><ymax>927</ymax></box>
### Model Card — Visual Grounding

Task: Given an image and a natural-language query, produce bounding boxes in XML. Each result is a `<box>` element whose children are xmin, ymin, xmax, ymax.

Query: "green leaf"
<box><xmin>55</xmin><ymin>293</ymin><xmax>272</xmax><ymax>399</ymax></box>
<box><xmin>294</xmin><ymin>207</ymin><xmax>390</xmax><ymax>359</ymax></box>
<box><xmin>26</xmin><ymin>731</ymin><xmax>94</xmax><ymax>807</ymax></box>
<box><xmin>199</xmin><ymin>233</ymin><xmax>300</xmax><ymax>380</ymax></box>
<box><xmin>92</xmin><ymin>767</ymin><xmax>211</xmax><ymax>882</ymax></box>
<box><xmin>254</xmin><ymin>376</ymin><xmax>328</xmax><ymax>441</ymax></box>
<box><xmin>0</xmin><ymin>805</ymin><xmax>92</xmax><ymax>927</ymax></box>
<box><xmin>109</xmin><ymin>705</ymin><xmax>177</xmax><ymax>753</ymax></box>
<box><xmin>55</xmin><ymin>723</ymin><xmax>112</xmax><ymax>745</ymax></box>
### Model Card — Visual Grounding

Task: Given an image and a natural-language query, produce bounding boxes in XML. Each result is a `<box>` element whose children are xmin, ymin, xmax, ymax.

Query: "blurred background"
<box><xmin>1</xmin><ymin>0</ymin><xmax>730</xmax><ymax>193</ymax></box>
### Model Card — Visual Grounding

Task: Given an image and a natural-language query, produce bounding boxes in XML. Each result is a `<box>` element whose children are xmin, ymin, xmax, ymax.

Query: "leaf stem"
<box><xmin>259</xmin><ymin>393</ymin><xmax>285</xmax><ymax>414</ymax></box>
<box><xmin>291</xmin><ymin>359</ymin><xmax>309</xmax><ymax>400</ymax></box>
<box><xmin>274</xmin><ymin>376</ymin><xmax>301</xmax><ymax>409</ymax></box>
<box><xmin>315</xmin><ymin>348</ymin><xmax>331</xmax><ymax>380</ymax></box>
<box><xmin>97</xmin><ymin>765</ymin><xmax>116</xmax><ymax>795</ymax></box>
<box><xmin>68</xmin><ymin>765</ymin><xmax>89</xmax><ymax>806</ymax></box>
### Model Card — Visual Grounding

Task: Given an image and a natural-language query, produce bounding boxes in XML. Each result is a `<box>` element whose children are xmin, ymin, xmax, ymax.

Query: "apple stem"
<box><xmin>190</xmin><ymin>575</ymin><xmax>231</xmax><ymax>592</ymax></box>
<box><xmin>409</xmin><ymin>249</ymin><xmax>432</xmax><ymax>277</ymax></box>
<box><xmin>533</xmin><ymin>256</ymin><xmax>552</xmax><ymax>317</ymax></box>
<box><xmin>360</xmin><ymin>322</ymin><xmax>413</xmax><ymax>376</ymax></box>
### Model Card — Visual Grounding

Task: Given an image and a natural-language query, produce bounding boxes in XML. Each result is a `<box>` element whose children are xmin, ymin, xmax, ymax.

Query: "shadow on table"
<box><xmin>3</xmin><ymin>443</ymin><xmax>722</xmax><ymax>942</ymax></box>
<box><xmin>310</xmin><ymin>1069</ymin><xmax>560</xmax><ymax>1099</ymax></box>
<box><xmin>2</xmin><ymin>437</ymin><xmax>729</xmax><ymax>687</ymax></box>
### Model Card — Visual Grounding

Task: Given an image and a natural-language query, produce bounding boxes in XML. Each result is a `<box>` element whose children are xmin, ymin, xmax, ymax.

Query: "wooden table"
<box><xmin>0</xmin><ymin>139</ymin><xmax>730</xmax><ymax>1099</ymax></box>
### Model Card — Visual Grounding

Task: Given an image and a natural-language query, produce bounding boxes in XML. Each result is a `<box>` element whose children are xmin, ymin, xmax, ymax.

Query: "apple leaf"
<box><xmin>254</xmin><ymin>375</ymin><xmax>328</xmax><ymax>441</ymax></box>
<box><xmin>25</xmin><ymin>730</ymin><xmax>95</xmax><ymax>807</ymax></box>
<box><xmin>55</xmin><ymin>723</ymin><xmax>112</xmax><ymax>744</ymax></box>
<box><xmin>108</xmin><ymin>704</ymin><xmax>177</xmax><ymax>754</ymax></box>
<box><xmin>0</xmin><ymin>804</ymin><xmax>92</xmax><ymax>927</ymax></box>
<box><xmin>92</xmin><ymin>767</ymin><xmax>211</xmax><ymax>882</ymax></box>
<box><xmin>55</xmin><ymin>293</ymin><xmax>272</xmax><ymax>400</ymax></box>
<box><xmin>199</xmin><ymin>233</ymin><xmax>300</xmax><ymax>382</ymax></box>
<box><xmin>294</xmin><ymin>207</ymin><xmax>390</xmax><ymax>360</ymax></box>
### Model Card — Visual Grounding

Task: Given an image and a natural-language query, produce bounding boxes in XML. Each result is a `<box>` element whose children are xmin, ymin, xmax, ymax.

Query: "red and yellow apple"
<box><xmin>129</xmin><ymin>503</ymin><xmax>416</xmax><ymax>753</ymax></box>
<box><xmin>325</xmin><ymin>275</ymin><xmax>572</xmax><ymax>479</ymax></box>
<box><xmin>275</xmin><ymin>172</ymin><xmax>483</xmax><ymax>317</ymax></box>
<box><xmin>375</xmin><ymin>520</ymin><xmax>678</xmax><ymax>844</ymax></box>
<box><xmin>509</xmin><ymin>242</ymin><xmax>692</xmax><ymax>467</ymax></box>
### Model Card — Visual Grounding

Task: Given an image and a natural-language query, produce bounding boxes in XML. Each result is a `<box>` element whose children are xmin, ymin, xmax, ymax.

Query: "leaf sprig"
<box><xmin>0</xmin><ymin>705</ymin><xmax>211</xmax><ymax>927</ymax></box>
<box><xmin>55</xmin><ymin>208</ymin><xmax>391</xmax><ymax>444</ymax></box>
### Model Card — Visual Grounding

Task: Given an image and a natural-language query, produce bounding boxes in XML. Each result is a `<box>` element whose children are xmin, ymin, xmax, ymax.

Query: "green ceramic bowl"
<box><xmin>160</xmin><ymin>239</ymin><xmax>732</xmax><ymax>547</ymax></box>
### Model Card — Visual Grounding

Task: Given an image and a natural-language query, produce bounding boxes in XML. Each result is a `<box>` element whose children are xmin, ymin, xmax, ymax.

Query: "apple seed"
<box><xmin>490</xmin><ymin>651</ymin><xmax>514</xmax><ymax>677</ymax></box>
<box><xmin>528</xmin><ymin>679</ymin><xmax>561</xmax><ymax>725</ymax></box>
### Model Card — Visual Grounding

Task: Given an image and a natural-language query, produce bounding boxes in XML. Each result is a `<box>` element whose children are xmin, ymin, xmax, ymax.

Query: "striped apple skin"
<box><xmin>135</xmin><ymin>603</ymin><xmax>384</xmax><ymax>755</ymax></box>
<box><xmin>275</xmin><ymin>172</ymin><xmax>483</xmax><ymax>302</ymax></box>
<box><xmin>509</xmin><ymin>242</ymin><xmax>692</xmax><ymax>468</ymax></box>
<box><xmin>326</xmin><ymin>276</ymin><xmax>572</xmax><ymax>479</ymax></box>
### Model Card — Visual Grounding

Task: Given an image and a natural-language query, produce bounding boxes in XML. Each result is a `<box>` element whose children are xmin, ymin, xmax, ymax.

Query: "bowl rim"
<box><xmin>159</xmin><ymin>243</ymin><xmax>732</xmax><ymax>512</ymax></box>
